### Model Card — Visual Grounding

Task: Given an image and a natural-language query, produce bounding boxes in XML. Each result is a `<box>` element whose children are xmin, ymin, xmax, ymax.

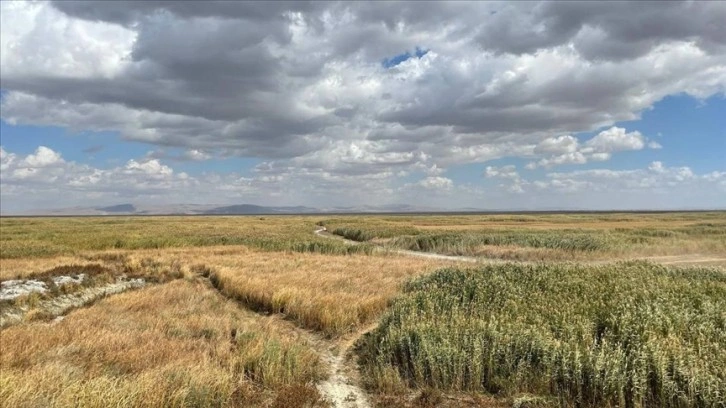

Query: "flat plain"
<box><xmin>1</xmin><ymin>212</ymin><xmax>724</xmax><ymax>407</ymax></box>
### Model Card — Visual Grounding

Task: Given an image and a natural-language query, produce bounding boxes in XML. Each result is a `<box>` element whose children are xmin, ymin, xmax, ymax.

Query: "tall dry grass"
<box><xmin>0</xmin><ymin>216</ymin><xmax>372</xmax><ymax>259</ymax></box>
<box><xmin>2</xmin><ymin>244</ymin><xmax>453</xmax><ymax>337</ymax></box>
<box><xmin>322</xmin><ymin>212</ymin><xmax>726</xmax><ymax>261</ymax></box>
<box><xmin>0</xmin><ymin>279</ymin><xmax>324</xmax><ymax>407</ymax></box>
<box><xmin>184</xmin><ymin>250</ymin><xmax>451</xmax><ymax>337</ymax></box>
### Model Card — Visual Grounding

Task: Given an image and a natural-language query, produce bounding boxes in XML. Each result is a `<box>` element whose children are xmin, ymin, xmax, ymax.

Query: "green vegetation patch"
<box><xmin>0</xmin><ymin>216</ymin><xmax>374</xmax><ymax>258</ymax></box>
<box><xmin>390</xmin><ymin>231</ymin><xmax>609</xmax><ymax>253</ymax></box>
<box><xmin>361</xmin><ymin>262</ymin><xmax>726</xmax><ymax>407</ymax></box>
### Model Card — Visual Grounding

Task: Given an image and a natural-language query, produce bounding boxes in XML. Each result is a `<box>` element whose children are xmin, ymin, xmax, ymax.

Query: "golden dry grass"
<box><xmin>1</xmin><ymin>213</ymin><xmax>724</xmax><ymax>407</ymax></box>
<box><xmin>0</xmin><ymin>256</ymin><xmax>106</xmax><ymax>280</ymax></box>
<box><xmin>2</xmin><ymin>241</ymin><xmax>455</xmax><ymax>337</ymax></box>
<box><xmin>0</xmin><ymin>215</ymin><xmax>374</xmax><ymax>260</ymax></box>
<box><xmin>322</xmin><ymin>212</ymin><xmax>726</xmax><ymax>261</ymax></box>
<box><xmin>202</xmin><ymin>252</ymin><xmax>452</xmax><ymax>337</ymax></box>
<box><xmin>0</xmin><ymin>279</ymin><xmax>325</xmax><ymax>407</ymax></box>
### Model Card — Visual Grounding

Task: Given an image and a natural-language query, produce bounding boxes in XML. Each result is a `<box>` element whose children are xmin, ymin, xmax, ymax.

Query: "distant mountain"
<box><xmin>97</xmin><ymin>204</ymin><xmax>136</xmax><ymax>213</ymax></box>
<box><xmin>8</xmin><ymin>203</ymin><xmax>447</xmax><ymax>216</ymax></box>
<box><xmin>8</xmin><ymin>203</ymin><xmax>707</xmax><ymax>216</ymax></box>
<box><xmin>331</xmin><ymin>204</ymin><xmax>441</xmax><ymax>213</ymax></box>
<box><xmin>202</xmin><ymin>204</ymin><xmax>319</xmax><ymax>215</ymax></box>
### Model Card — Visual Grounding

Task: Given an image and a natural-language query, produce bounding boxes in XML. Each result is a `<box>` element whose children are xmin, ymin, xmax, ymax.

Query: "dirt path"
<box><xmin>315</xmin><ymin>227</ymin><xmax>726</xmax><ymax>267</ymax></box>
<box><xmin>316</xmin><ymin>323</ymin><xmax>374</xmax><ymax>408</ymax></box>
<box><xmin>639</xmin><ymin>254</ymin><xmax>726</xmax><ymax>266</ymax></box>
<box><xmin>243</xmin><ymin>312</ymin><xmax>373</xmax><ymax>407</ymax></box>
<box><xmin>315</xmin><ymin>227</ymin><xmax>483</xmax><ymax>263</ymax></box>
<box><xmin>201</xmin><ymin>267</ymin><xmax>372</xmax><ymax>408</ymax></box>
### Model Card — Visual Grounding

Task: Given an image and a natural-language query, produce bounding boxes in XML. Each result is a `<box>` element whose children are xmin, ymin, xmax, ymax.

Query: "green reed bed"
<box><xmin>361</xmin><ymin>262</ymin><xmax>726</xmax><ymax>407</ymax></box>
<box><xmin>389</xmin><ymin>231</ymin><xmax>610</xmax><ymax>254</ymax></box>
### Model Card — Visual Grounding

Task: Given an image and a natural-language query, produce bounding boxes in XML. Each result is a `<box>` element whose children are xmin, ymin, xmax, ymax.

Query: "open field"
<box><xmin>0</xmin><ymin>216</ymin><xmax>373</xmax><ymax>260</ymax></box>
<box><xmin>1</xmin><ymin>279</ymin><xmax>325</xmax><ymax>407</ymax></box>
<box><xmin>1</xmin><ymin>213</ymin><xmax>725</xmax><ymax>407</ymax></box>
<box><xmin>321</xmin><ymin>212</ymin><xmax>726</xmax><ymax>263</ymax></box>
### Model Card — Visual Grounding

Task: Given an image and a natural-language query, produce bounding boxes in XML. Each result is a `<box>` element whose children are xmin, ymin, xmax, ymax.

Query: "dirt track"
<box><xmin>314</xmin><ymin>227</ymin><xmax>726</xmax><ymax>268</ymax></box>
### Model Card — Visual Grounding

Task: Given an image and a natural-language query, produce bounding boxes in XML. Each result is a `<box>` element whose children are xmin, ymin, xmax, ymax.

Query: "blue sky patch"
<box><xmin>382</xmin><ymin>47</ymin><xmax>429</xmax><ymax>68</ymax></box>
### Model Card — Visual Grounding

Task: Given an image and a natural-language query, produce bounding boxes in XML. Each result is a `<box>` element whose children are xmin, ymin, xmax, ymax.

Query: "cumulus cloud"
<box><xmin>539</xmin><ymin>161</ymin><xmax>706</xmax><ymax>193</ymax></box>
<box><xmin>484</xmin><ymin>165</ymin><xmax>519</xmax><ymax>179</ymax></box>
<box><xmin>1</xmin><ymin>146</ymin><xmax>725</xmax><ymax>212</ymax></box>
<box><xmin>583</xmin><ymin>127</ymin><xmax>645</xmax><ymax>153</ymax></box>
<box><xmin>1</xmin><ymin>1</ymin><xmax>725</xmax><ymax>210</ymax></box>
<box><xmin>483</xmin><ymin>165</ymin><xmax>528</xmax><ymax>194</ymax></box>
<box><xmin>528</xmin><ymin>127</ymin><xmax>662</xmax><ymax>168</ymax></box>
<box><xmin>146</xmin><ymin>149</ymin><xmax>212</xmax><ymax>162</ymax></box>
<box><xmin>416</xmin><ymin>176</ymin><xmax>454</xmax><ymax>190</ymax></box>
<box><xmin>23</xmin><ymin>146</ymin><xmax>64</xmax><ymax>167</ymax></box>
<box><xmin>3</xmin><ymin>2</ymin><xmax>725</xmax><ymax>165</ymax></box>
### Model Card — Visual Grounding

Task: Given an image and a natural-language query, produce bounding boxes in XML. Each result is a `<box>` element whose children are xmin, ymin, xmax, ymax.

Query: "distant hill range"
<box><xmin>9</xmin><ymin>203</ymin><xmax>448</xmax><ymax>216</ymax></box>
<box><xmin>5</xmin><ymin>203</ymin><xmax>720</xmax><ymax>216</ymax></box>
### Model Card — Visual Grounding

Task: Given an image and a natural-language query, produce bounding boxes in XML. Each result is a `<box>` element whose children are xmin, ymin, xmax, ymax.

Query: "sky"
<box><xmin>0</xmin><ymin>1</ymin><xmax>725</xmax><ymax>213</ymax></box>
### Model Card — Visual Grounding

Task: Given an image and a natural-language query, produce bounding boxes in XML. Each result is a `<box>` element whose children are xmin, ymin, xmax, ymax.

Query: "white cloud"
<box><xmin>0</xmin><ymin>146</ymin><xmax>17</xmax><ymax>171</ymax></box>
<box><xmin>534</xmin><ymin>135</ymin><xmax>579</xmax><ymax>155</ymax></box>
<box><xmin>484</xmin><ymin>165</ymin><xmax>528</xmax><ymax>194</ymax></box>
<box><xmin>541</xmin><ymin>163</ymin><xmax>706</xmax><ymax>193</ymax></box>
<box><xmin>183</xmin><ymin>150</ymin><xmax>211</xmax><ymax>161</ymax></box>
<box><xmin>23</xmin><ymin>146</ymin><xmax>64</xmax><ymax>167</ymax></box>
<box><xmin>415</xmin><ymin>176</ymin><xmax>454</xmax><ymax>190</ymax></box>
<box><xmin>0</xmin><ymin>1</ymin><xmax>135</xmax><ymax>79</ymax></box>
<box><xmin>534</xmin><ymin>152</ymin><xmax>588</xmax><ymax>168</ymax></box>
<box><xmin>0</xmin><ymin>2</ymin><xmax>724</xmax><ymax>210</ymax></box>
<box><xmin>583</xmin><ymin>127</ymin><xmax>645</xmax><ymax>153</ymax></box>
<box><xmin>484</xmin><ymin>165</ymin><xmax>519</xmax><ymax>179</ymax></box>
<box><xmin>2</xmin><ymin>2</ymin><xmax>724</xmax><ymax>172</ymax></box>
<box><xmin>529</xmin><ymin>127</ymin><xmax>659</xmax><ymax>169</ymax></box>
<box><xmin>649</xmin><ymin>161</ymin><xmax>665</xmax><ymax>173</ymax></box>
<box><xmin>1</xmin><ymin>146</ymin><xmax>724</xmax><ymax>212</ymax></box>
<box><xmin>123</xmin><ymin>159</ymin><xmax>173</xmax><ymax>178</ymax></box>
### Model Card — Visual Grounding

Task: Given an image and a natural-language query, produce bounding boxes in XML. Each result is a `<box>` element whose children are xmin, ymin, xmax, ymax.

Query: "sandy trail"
<box><xmin>639</xmin><ymin>254</ymin><xmax>726</xmax><ymax>265</ymax></box>
<box><xmin>315</xmin><ymin>227</ymin><xmax>482</xmax><ymax>263</ymax></box>
<box><xmin>316</xmin><ymin>323</ymin><xmax>374</xmax><ymax>408</ymax></box>
<box><xmin>202</xmin><ymin>268</ymin><xmax>372</xmax><ymax>408</ymax></box>
<box><xmin>315</xmin><ymin>227</ymin><xmax>726</xmax><ymax>267</ymax></box>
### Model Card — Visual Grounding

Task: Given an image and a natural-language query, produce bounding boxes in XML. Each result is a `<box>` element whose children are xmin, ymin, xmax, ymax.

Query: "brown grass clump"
<box><xmin>270</xmin><ymin>384</ymin><xmax>327</xmax><ymax>408</ymax></box>
<box><xmin>0</xmin><ymin>279</ymin><xmax>324</xmax><ymax>407</ymax></box>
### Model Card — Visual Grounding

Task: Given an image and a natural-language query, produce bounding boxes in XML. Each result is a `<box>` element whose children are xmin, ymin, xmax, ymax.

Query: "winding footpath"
<box><xmin>316</xmin><ymin>324</ymin><xmax>375</xmax><ymax>408</ymax></box>
<box><xmin>315</xmin><ymin>226</ymin><xmax>481</xmax><ymax>263</ymax></box>
<box><xmin>200</xmin><ymin>267</ymin><xmax>373</xmax><ymax>408</ymax></box>
<box><xmin>314</xmin><ymin>227</ymin><xmax>726</xmax><ymax>267</ymax></box>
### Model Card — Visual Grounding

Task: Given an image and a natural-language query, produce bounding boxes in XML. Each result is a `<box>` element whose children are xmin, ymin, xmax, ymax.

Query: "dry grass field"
<box><xmin>1</xmin><ymin>213</ymin><xmax>724</xmax><ymax>407</ymax></box>
<box><xmin>322</xmin><ymin>212</ymin><xmax>726</xmax><ymax>263</ymax></box>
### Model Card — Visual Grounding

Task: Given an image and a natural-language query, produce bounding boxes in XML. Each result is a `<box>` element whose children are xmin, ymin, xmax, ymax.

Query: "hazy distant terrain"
<box><xmin>8</xmin><ymin>203</ymin><xmax>460</xmax><ymax>216</ymax></box>
<box><xmin>8</xmin><ymin>202</ymin><xmax>723</xmax><ymax>216</ymax></box>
